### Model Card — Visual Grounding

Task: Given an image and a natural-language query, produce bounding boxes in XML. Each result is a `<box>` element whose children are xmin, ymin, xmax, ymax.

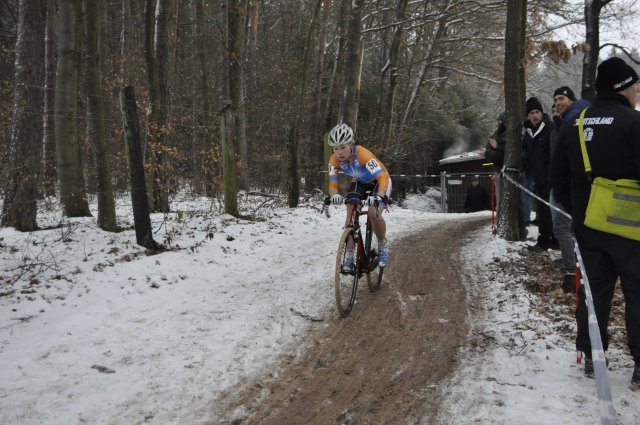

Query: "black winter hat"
<box><xmin>526</xmin><ymin>97</ymin><xmax>543</xmax><ymax>114</ymax></box>
<box><xmin>595</xmin><ymin>57</ymin><xmax>639</xmax><ymax>93</ymax></box>
<box><xmin>553</xmin><ymin>86</ymin><xmax>576</xmax><ymax>101</ymax></box>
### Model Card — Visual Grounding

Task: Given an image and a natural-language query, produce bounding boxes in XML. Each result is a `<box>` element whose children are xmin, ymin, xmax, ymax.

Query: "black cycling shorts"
<box><xmin>346</xmin><ymin>181</ymin><xmax>379</xmax><ymax>201</ymax></box>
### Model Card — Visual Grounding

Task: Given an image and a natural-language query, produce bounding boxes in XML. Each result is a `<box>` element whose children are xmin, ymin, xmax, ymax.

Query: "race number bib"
<box><xmin>366</xmin><ymin>159</ymin><xmax>382</xmax><ymax>174</ymax></box>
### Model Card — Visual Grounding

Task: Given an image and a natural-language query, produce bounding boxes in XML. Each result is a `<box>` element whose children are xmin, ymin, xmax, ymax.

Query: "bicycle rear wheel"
<box><xmin>335</xmin><ymin>228</ymin><xmax>359</xmax><ymax>317</ymax></box>
<box><xmin>369</xmin><ymin>265</ymin><xmax>383</xmax><ymax>292</ymax></box>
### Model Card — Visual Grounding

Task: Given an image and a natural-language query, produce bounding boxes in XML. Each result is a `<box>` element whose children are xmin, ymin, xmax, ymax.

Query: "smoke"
<box><xmin>442</xmin><ymin>135</ymin><xmax>471</xmax><ymax>158</ymax></box>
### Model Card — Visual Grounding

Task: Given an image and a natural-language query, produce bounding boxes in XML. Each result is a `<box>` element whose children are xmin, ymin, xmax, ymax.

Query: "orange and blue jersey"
<box><xmin>328</xmin><ymin>145</ymin><xmax>390</xmax><ymax>192</ymax></box>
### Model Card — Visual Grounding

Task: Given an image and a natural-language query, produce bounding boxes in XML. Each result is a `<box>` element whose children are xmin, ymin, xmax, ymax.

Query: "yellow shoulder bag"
<box><xmin>578</xmin><ymin>108</ymin><xmax>640</xmax><ymax>240</ymax></box>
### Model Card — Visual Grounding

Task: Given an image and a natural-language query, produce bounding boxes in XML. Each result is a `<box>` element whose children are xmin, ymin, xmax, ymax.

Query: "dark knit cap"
<box><xmin>595</xmin><ymin>57</ymin><xmax>639</xmax><ymax>93</ymax></box>
<box><xmin>553</xmin><ymin>86</ymin><xmax>576</xmax><ymax>101</ymax></box>
<box><xmin>526</xmin><ymin>97</ymin><xmax>543</xmax><ymax>114</ymax></box>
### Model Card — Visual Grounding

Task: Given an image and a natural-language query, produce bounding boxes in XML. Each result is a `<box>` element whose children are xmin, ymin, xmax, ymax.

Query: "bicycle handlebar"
<box><xmin>321</xmin><ymin>196</ymin><xmax>391</xmax><ymax>219</ymax></box>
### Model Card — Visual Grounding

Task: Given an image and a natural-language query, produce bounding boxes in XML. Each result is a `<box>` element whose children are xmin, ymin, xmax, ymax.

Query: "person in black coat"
<box><xmin>464</xmin><ymin>176</ymin><xmax>490</xmax><ymax>212</ymax></box>
<box><xmin>522</xmin><ymin>97</ymin><xmax>555</xmax><ymax>251</ymax></box>
<box><xmin>482</xmin><ymin>112</ymin><xmax>506</xmax><ymax>213</ymax></box>
<box><xmin>550</xmin><ymin>57</ymin><xmax>640</xmax><ymax>384</ymax></box>
<box><xmin>549</xmin><ymin>86</ymin><xmax>591</xmax><ymax>292</ymax></box>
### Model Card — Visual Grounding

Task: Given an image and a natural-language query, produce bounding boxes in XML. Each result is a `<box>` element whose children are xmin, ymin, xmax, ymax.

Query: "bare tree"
<box><xmin>222</xmin><ymin>0</ymin><xmax>242</xmax><ymax>217</ymax></box>
<box><xmin>55</xmin><ymin>0</ymin><xmax>91</xmax><ymax>217</ymax></box>
<box><xmin>581</xmin><ymin>0</ymin><xmax>614</xmax><ymax>101</ymax></box>
<box><xmin>120</xmin><ymin>0</ymin><xmax>132</xmax><ymax>85</ymax></box>
<box><xmin>499</xmin><ymin>0</ymin><xmax>527</xmax><ymax>241</ymax></box>
<box><xmin>194</xmin><ymin>0</ymin><xmax>216</xmax><ymax>196</ymax></box>
<box><xmin>235</xmin><ymin>1</ymin><xmax>249</xmax><ymax>192</ymax></box>
<box><xmin>144</xmin><ymin>0</ymin><xmax>172</xmax><ymax>213</ymax></box>
<box><xmin>398</xmin><ymin>2</ymin><xmax>449</xmax><ymax>140</ymax></box>
<box><xmin>83</xmin><ymin>0</ymin><xmax>117</xmax><ymax>231</ymax></box>
<box><xmin>42</xmin><ymin>0</ymin><xmax>57</xmax><ymax>197</ymax></box>
<box><xmin>2</xmin><ymin>0</ymin><xmax>47</xmax><ymax>230</ymax></box>
<box><xmin>339</xmin><ymin>0</ymin><xmax>365</xmax><ymax>129</ymax></box>
<box><xmin>379</xmin><ymin>0</ymin><xmax>409</xmax><ymax>145</ymax></box>
<box><xmin>286</xmin><ymin>0</ymin><xmax>323</xmax><ymax>208</ymax></box>
<box><xmin>323</xmin><ymin>0</ymin><xmax>349</xmax><ymax>133</ymax></box>
<box><xmin>308</xmin><ymin>0</ymin><xmax>332</xmax><ymax>182</ymax></box>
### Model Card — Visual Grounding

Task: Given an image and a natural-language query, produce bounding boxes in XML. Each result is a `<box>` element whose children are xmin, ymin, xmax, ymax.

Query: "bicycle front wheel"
<box><xmin>335</xmin><ymin>228</ymin><xmax>359</xmax><ymax>317</ymax></box>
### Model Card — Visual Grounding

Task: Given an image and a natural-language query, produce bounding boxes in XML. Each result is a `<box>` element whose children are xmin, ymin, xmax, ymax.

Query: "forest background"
<box><xmin>1</xmin><ymin>0</ymin><xmax>640</xmax><ymax>236</ymax></box>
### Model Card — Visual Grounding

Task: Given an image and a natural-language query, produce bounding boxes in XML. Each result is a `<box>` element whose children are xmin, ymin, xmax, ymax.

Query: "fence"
<box><xmin>392</xmin><ymin>172</ymin><xmax>493</xmax><ymax>213</ymax></box>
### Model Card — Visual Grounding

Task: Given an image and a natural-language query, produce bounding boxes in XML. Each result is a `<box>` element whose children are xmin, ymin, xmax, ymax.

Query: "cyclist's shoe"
<box><xmin>378</xmin><ymin>239</ymin><xmax>389</xmax><ymax>267</ymax></box>
<box><xmin>342</xmin><ymin>258</ymin><xmax>355</xmax><ymax>273</ymax></box>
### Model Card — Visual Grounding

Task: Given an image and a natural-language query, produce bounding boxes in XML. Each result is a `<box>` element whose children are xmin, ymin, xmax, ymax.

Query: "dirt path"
<box><xmin>212</xmin><ymin>217</ymin><xmax>489</xmax><ymax>425</ymax></box>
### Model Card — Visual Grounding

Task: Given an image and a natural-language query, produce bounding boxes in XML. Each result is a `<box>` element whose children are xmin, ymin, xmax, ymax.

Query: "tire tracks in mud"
<box><xmin>212</xmin><ymin>217</ymin><xmax>490</xmax><ymax>425</ymax></box>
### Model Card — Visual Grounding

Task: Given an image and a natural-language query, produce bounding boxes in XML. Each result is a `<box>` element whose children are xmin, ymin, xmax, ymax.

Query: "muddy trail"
<box><xmin>212</xmin><ymin>217</ymin><xmax>489</xmax><ymax>425</ymax></box>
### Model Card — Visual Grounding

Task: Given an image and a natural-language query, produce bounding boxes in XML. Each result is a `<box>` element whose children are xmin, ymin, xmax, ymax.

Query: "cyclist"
<box><xmin>327</xmin><ymin>123</ymin><xmax>391</xmax><ymax>270</ymax></box>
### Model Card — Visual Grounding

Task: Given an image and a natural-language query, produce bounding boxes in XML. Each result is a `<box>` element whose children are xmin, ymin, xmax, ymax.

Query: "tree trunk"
<box><xmin>55</xmin><ymin>0</ymin><xmax>91</xmax><ymax>217</ymax></box>
<box><xmin>287</xmin><ymin>0</ymin><xmax>322</xmax><ymax>208</ymax></box>
<box><xmin>221</xmin><ymin>104</ymin><xmax>239</xmax><ymax>216</ymax></box>
<box><xmin>120</xmin><ymin>0</ymin><xmax>132</xmax><ymax>84</ymax></box>
<box><xmin>339</xmin><ymin>0</ymin><xmax>365</xmax><ymax>130</ymax></box>
<box><xmin>144</xmin><ymin>0</ymin><xmax>161</xmax><ymax>211</ymax></box>
<box><xmin>309</xmin><ymin>0</ymin><xmax>331</xmax><ymax>190</ymax></box>
<box><xmin>500</xmin><ymin>0</ymin><xmax>527</xmax><ymax>241</ymax></box>
<box><xmin>2</xmin><ymin>0</ymin><xmax>47</xmax><ymax>231</ymax></box>
<box><xmin>222</xmin><ymin>0</ymin><xmax>241</xmax><ymax>215</ymax></box>
<box><xmin>194</xmin><ymin>0</ymin><xmax>215</xmax><ymax>196</ymax></box>
<box><xmin>43</xmin><ymin>0</ymin><xmax>57</xmax><ymax>197</ymax></box>
<box><xmin>84</xmin><ymin>0</ymin><xmax>117</xmax><ymax>231</ymax></box>
<box><xmin>148</xmin><ymin>0</ymin><xmax>172</xmax><ymax>213</ymax></box>
<box><xmin>581</xmin><ymin>0</ymin><xmax>611</xmax><ymax>101</ymax></box>
<box><xmin>380</xmin><ymin>0</ymin><xmax>409</xmax><ymax>145</ymax></box>
<box><xmin>119</xmin><ymin>86</ymin><xmax>162</xmax><ymax>250</ymax></box>
<box><xmin>228</xmin><ymin>0</ymin><xmax>248</xmax><ymax>191</ymax></box>
<box><xmin>246</xmin><ymin>0</ymin><xmax>259</xmax><ymax>93</ymax></box>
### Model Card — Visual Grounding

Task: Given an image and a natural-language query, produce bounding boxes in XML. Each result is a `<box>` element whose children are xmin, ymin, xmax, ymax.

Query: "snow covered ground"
<box><xmin>1</xmin><ymin>192</ymin><xmax>638</xmax><ymax>424</ymax></box>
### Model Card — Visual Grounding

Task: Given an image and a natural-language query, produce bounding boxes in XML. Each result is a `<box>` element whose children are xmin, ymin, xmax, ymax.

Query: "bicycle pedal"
<box><xmin>341</xmin><ymin>267</ymin><xmax>355</xmax><ymax>275</ymax></box>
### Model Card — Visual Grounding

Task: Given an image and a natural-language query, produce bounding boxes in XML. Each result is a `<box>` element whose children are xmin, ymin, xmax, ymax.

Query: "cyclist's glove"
<box><xmin>373</xmin><ymin>195</ymin><xmax>389</xmax><ymax>208</ymax></box>
<box><xmin>331</xmin><ymin>194</ymin><xmax>344</xmax><ymax>205</ymax></box>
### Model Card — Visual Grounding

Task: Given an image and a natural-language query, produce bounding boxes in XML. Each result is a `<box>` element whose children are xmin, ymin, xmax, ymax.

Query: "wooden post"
<box><xmin>119</xmin><ymin>86</ymin><xmax>162</xmax><ymax>251</ymax></box>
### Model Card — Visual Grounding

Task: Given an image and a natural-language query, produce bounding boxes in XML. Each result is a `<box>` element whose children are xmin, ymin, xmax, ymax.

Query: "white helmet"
<box><xmin>328</xmin><ymin>123</ymin><xmax>354</xmax><ymax>146</ymax></box>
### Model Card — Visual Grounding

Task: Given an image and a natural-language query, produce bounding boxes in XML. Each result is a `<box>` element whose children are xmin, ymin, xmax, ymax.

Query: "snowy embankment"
<box><xmin>436</xmin><ymin>226</ymin><xmax>640</xmax><ymax>424</ymax></box>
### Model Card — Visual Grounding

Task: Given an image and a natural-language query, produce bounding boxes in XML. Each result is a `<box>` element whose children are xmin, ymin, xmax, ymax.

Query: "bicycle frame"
<box><xmin>345</xmin><ymin>199</ymin><xmax>377</xmax><ymax>274</ymax></box>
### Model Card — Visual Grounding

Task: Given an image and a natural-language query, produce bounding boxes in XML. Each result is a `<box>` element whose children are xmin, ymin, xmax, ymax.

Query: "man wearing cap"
<box><xmin>550</xmin><ymin>57</ymin><xmax>640</xmax><ymax>384</ymax></box>
<box><xmin>553</xmin><ymin>85</ymin><xmax>591</xmax><ymax>124</ymax></box>
<box><xmin>522</xmin><ymin>97</ymin><xmax>555</xmax><ymax>251</ymax></box>
<box><xmin>549</xmin><ymin>86</ymin><xmax>591</xmax><ymax>291</ymax></box>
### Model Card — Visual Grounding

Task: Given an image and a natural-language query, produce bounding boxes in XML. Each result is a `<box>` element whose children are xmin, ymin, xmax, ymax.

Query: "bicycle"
<box><xmin>322</xmin><ymin>196</ymin><xmax>386</xmax><ymax>317</ymax></box>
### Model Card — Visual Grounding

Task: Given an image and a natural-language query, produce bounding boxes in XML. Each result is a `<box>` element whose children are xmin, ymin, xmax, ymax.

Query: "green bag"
<box><xmin>578</xmin><ymin>109</ymin><xmax>640</xmax><ymax>241</ymax></box>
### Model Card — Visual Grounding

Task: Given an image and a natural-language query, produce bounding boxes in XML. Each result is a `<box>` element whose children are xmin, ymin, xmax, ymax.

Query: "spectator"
<box><xmin>482</xmin><ymin>112</ymin><xmax>506</xmax><ymax>213</ymax></box>
<box><xmin>522</xmin><ymin>97</ymin><xmax>555</xmax><ymax>252</ymax></box>
<box><xmin>550</xmin><ymin>57</ymin><xmax>640</xmax><ymax>384</ymax></box>
<box><xmin>550</xmin><ymin>86</ymin><xmax>591</xmax><ymax>292</ymax></box>
<box><xmin>464</xmin><ymin>176</ymin><xmax>490</xmax><ymax>212</ymax></box>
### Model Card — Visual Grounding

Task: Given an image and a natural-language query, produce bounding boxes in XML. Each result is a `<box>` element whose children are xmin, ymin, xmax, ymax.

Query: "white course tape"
<box><xmin>501</xmin><ymin>167</ymin><xmax>617</xmax><ymax>425</ymax></box>
<box><xmin>574</xmin><ymin>237</ymin><xmax>616</xmax><ymax>425</ymax></box>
